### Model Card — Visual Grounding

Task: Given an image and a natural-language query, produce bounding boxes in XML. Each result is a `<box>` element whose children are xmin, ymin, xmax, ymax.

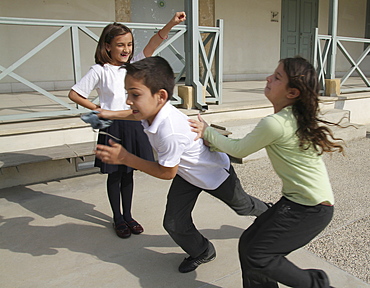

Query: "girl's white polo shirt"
<box><xmin>71</xmin><ymin>51</ymin><xmax>145</xmax><ymax>111</ymax></box>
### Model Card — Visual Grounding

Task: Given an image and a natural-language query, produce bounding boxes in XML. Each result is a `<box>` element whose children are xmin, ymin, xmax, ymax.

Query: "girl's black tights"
<box><xmin>107</xmin><ymin>170</ymin><xmax>134</xmax><ymax>225</ymax></box>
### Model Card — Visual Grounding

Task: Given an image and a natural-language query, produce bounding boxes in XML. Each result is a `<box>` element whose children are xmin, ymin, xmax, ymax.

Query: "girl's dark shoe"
<box><xmin>113</xmin><ymin>222</ymin><xmax>131</xmax><ymax>238</ymax></box>
<box><xmin>126</xmin><ymin>220</ymin><xmax>144</xmax><ymax>234</ymax></box>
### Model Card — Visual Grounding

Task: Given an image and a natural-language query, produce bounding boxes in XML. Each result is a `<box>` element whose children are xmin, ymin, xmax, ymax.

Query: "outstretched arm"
<box><xmin>95</xmin><ymin>139</ymin><xmax>178</xmax><ymax>180</ymax></box>
<box><xmin>143</xmin><ymin>11</ymin><xmax>186</xmax><ymax>57</ymax></box>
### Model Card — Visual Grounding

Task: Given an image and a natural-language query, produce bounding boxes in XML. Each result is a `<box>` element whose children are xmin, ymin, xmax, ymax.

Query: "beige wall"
<box><xmin>318</xmin><ymin>0</ymin><xmax>369</xmax><ymax>74</ymax></box>
<box><xmin>215</xmin><ymin>0</ymin><xmax>281</xmax><ymax>80</ymax></box>
<box><xmin>0</xmin><ymin>0</ymin><xmax>115</xmax><ymax>92</ymax></box>
<box><xmin>318</xmin><ymin>0</ymin><xmax>367</xmax><ymax>36</ymax></box>
<box><xmin>0</xmin><ymin>0</ymin><xmax>368</xmax><ymax>92</ymax></box>
<box><xmin>0</xmin><ymin>0</ymin><xmax>115</xmax><ymax>21</ymax></box>
<box><xmin>336</xmin><ymin>0</ymin><xmax>369</xmax><ymax>73</ymax></box>
<box><xmin>199</xmin><ymin>0</ymin><xmax>215</xmax><ymax>26</ymax></box>
<box><xmin>115</xmin><ymin>0</ymin><xmax>131</xmax><ymax>22</ymax></box>
<box><xmin>215</xmin><ymin>0</ymin><xmax>369</xmax><ymax>80</ymax></box>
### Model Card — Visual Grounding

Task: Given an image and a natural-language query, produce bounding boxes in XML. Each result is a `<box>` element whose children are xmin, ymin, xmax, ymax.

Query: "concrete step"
<box><xmin>0</xmin><ymin>106</ymin><xmax>367</xmax><ymax>189</ymax></box>
<box><xmin>319</xmin><ymin>108</ymin><xmax>350</xmax><ymax>124</ymax></box>
<box><xmin>0</xmin><ymin>117</ymin><xmax>96</xmax><ymax>153</ymax></box>
<box><xmin>0</xmin><ymin>117</ymin><xmax>98</xmax><ymax>189</ymax></box>
<box><xmin>0</xmin><ymin>108</ymin><xmax>365</xmax><ymax>160</ymax></box>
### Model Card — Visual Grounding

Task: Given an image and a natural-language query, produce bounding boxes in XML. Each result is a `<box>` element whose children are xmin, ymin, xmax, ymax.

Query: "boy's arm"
<box><xmin>95</xmin><ymin>140</ymin><xmax>178</xmax><ymax>180</ymax></box>
<box><xmin>143</xmin><ymin>12</ymin><xmax>186</xmax><ymax>57</ymax></box>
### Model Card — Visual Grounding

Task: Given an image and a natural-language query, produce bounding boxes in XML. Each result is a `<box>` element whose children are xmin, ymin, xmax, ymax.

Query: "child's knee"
<box><xmin>163</xmin><ymin>216</ymin><xmax>175</xmax><ymax>233</ymax></box>
<box><xmin>163</xmin><ymin>213</ymin><xmax>182</xmax><ymax>234</ymax></box>
<box><xmin>163</xmin><ymin>214</ymin><xmax>193</xmax><ymax>236</ymax></box>
<box><xmin>239</xmin><ymin>234</ymin><xmax>268</xmax><ymax>269</ymax></box>
<box><xmin>240</xmin><ymin>248</ymin><xmax>271</xmax><ymax>271</ymax></box>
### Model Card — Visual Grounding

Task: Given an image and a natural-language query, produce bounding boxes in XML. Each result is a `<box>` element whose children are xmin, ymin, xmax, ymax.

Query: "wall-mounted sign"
<box><xmin>271</xmin><ymin>11</ymin><xmax>279</xmax><ymax>22</ymax></box>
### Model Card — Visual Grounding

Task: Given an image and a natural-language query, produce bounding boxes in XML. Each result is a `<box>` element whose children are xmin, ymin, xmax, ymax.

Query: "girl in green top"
<box><xmin>190</xmin><ymin>56</ymin><xmax>343</xmax><ymax>288</ymax></box>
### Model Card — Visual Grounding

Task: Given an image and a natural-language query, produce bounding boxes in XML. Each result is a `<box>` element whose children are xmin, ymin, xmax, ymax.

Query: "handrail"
<box><xmin>314</xmin><ymin>27</ymin><xmax>370</xmax><ymax>94</ymax></box>
<box><xmin>0</xmin><ymin>17</ymin><xmax>223</xmax><ymax>121</ymax></box>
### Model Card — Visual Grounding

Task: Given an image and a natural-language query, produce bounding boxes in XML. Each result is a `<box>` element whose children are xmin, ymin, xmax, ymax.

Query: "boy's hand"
<box><xmin>189</xmin><ymin>113</ymin><xmax>208</xmax><ymax>141</ymax></box>
<box><xmin>95</xmin><ymin>139</ymin><xmax>128</xmax><ymax>164</ymax></box>
<box><xmin>171</xmin><ymin>12</ymin><xmax>186</xmax><ymax>26</ymax></box>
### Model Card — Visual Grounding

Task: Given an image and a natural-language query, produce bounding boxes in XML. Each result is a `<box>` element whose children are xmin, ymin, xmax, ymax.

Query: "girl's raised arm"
<box><xmin>143</xmin><ymin>11</ymin><xmax>186</xmax><ymax>57</ymax></box>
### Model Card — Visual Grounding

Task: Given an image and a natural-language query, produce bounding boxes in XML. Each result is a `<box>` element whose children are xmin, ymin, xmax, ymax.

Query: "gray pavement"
<box><xmin>1</xmin><ymin>136</ymin><xmax>369</xmax><ymax>287</ymax></box>
<box><xmin>1</xmin><ymin>79</ymin><xmax>369</xmax><ymax>287</ymax></box>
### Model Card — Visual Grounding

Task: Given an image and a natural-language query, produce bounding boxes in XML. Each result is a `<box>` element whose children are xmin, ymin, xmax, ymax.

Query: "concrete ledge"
<box><xmin>0</xmin><ymin>117</ymin><xmax>89</xmax><ymax>137</ymax></box>
<box><xmin>0</xmin><ymin>117</ymin><xmax>97</xmax><ymax>153</ymax></box>
<box><xmin>325</xmin><ymin>79</ymin><xmax>341</xmax><ymax>96</ymax></box>
<box><xmin>0</xmin><ymin>156</ymin><xmax>99</xmax><ymax>189</ymax></box>
<box><xmin>178</xmin><ymin>85</ymin><xmax>206</xmax><ymax>109</ymax></box>
<box><xmin>0</xmin><ymin>141</ymin><xmax>98</xmax><ymax>189</ymax></box>
<box><xmin>0</xmin><ymin>142</ymin><xmax>96</xmax><ymax>168</ymax></box>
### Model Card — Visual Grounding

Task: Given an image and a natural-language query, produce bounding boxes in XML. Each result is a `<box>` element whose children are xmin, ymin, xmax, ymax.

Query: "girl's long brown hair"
<box><xmin>281</xmin><ymin>56</ymin><xmax>344</xmax><ymax>155</ymax></box>
<box><xmin>94</xmin><ymin>23</ymin><xmax>134</xmax><ymax>65</ymax></box>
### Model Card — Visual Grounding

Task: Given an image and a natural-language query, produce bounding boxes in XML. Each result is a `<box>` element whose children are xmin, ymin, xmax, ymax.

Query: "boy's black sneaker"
<box><xmin>178</xmin><ymin>242</ymin><xmax>216</xmax><ymax>273</ymax></box>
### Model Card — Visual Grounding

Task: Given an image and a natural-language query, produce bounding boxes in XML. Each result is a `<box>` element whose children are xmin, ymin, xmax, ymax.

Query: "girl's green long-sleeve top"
<box><xmin>204</xmin><ymin>106</ymin><xmax>334</xmax><ymax>206</ymax></box>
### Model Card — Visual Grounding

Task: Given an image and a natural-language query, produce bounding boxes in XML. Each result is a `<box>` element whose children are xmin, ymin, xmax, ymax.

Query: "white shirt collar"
<box><xmin>142</xmin><ymin>101</ymin><xmax>172</xmax><ymax>134</ymax></box>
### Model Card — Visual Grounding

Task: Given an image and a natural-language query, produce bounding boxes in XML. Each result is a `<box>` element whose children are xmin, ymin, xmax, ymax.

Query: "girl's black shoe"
<box><xmin>113</xmin><ymin>222</ymin><xmax>131</xmax><ymax>238</ymax></box>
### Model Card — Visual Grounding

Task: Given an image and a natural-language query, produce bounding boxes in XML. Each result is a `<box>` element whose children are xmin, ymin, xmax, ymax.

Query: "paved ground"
<box><xmin>1</xmin><ymin>80</ymin><xmax>369</xmax><ymax>287</ymax></box>
<box><xmin>0</xmin><ymin>136</ymin><xmax>369</xmax><ymax>288</ymax></box>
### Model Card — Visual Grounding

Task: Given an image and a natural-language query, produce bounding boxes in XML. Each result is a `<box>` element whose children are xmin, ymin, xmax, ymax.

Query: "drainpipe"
<box><xmin>326</xmin><ymin>0</ymin><xmax>340</xmax><ymax>96</ymax></box>
<box><xmin>328</xmin><ymin>0</ymin><xmax>338</xmax><ymax>79</ymax></box>
<box><xmin>184</xmin><ymin>0</ymin><xmax>208</xmax><ymax>111</ymax></box>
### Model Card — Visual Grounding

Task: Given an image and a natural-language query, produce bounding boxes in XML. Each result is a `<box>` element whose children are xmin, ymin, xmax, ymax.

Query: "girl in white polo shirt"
<box><xmin>68</xmin><ymin>12</ymin><xmax>186</xmax><ymax>239</ymax></box>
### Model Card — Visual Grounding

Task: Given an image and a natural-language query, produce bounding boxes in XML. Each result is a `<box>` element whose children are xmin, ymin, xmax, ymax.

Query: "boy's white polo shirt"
<box><xmin>142</xmin><ymin>102</ymin><xmax>230</xmax><ymax>190</ymax></box>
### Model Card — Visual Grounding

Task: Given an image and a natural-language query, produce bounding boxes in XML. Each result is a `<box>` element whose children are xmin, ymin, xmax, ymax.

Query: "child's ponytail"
<box><xmin>281</xmin><ymin>57</ymin><xmax>344</xmax><ymax>154</ymax></box>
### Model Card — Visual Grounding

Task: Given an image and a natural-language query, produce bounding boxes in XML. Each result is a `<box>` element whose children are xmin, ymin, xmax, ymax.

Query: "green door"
<box><xmin>281</xmin><ymin>0</ymin><xmax>318</xmax><ymax>62</ymax></box>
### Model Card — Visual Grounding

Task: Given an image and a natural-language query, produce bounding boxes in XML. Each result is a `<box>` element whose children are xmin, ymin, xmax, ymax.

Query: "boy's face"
<box><xmin>125</xmin><ymin>75</ymin><xmax>164</xmax><ymax>125</ymax></box>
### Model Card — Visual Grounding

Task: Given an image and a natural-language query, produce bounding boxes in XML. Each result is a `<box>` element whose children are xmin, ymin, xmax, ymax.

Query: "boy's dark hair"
<box><xmin>95</xmin><ymin>23</ymin><xmax>134</xmax><ymax>65</ymax></box>
<box><xmin>124</xmin><ymin>56</ymin><xmax>175</xmax><ymax>100</ymax></box>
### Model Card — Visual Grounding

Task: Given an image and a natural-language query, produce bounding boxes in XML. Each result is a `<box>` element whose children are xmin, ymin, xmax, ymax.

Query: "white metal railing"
<box><xmin>314</xmin><ymin>28</ymin><xmax>370</xmax><ymax>94</ymax></box>
<box><xmin>0</xmin><ymin>16</ymin><xmax>223</xmax><ymax>121</ymax></box>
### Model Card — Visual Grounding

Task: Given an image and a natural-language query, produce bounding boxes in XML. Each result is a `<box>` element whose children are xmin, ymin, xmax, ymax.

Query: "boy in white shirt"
<box><xmin>95</xmin><ymin>56</ymin><xmax>269</xmax><ymax>273</ymax></box>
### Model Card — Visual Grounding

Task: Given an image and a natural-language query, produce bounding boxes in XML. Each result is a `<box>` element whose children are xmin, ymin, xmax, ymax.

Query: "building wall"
<box><xmin>318</xmin><ymin>0</ymin><xmax>369</xmax><ymax>74</ymax></box>
<box><xmin>0</xmin><ymin>0</ymin><xmax>116</xmax><ymax>92</ymax></box>
<box><xmin>215</xmin><ymin>0</ymin><xmax>282</xmax><ymax>80</ymax></box>
<box><xmin>337</xmin><ymin>0</ymin><xmax>369</xmax><ymax>73</ymax></box>
<box><xmin>0</xmin><ymin>0</ymin><xmax>368</xmax><ymax>92</ymax></box>
<box><xmin>130</xmin><ymin>0</ymin><xmax>184</xmax><ymax>73</ymax></box>
<box><xmin>0</xmin><ymin>0</ymin><xmax>115</xmax><ymax>20</ymax></box>
<box><xmin>216</xmin><ymin>0</ymin><xmax>369</xmax><ymax>80</ymax></box>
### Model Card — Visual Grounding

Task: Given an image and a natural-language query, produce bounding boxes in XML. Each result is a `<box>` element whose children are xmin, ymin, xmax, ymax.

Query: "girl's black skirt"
<box><xmin>95</xmin><ymin>120</ymin><xmax>154</xmax><ymax>174</ymax></box>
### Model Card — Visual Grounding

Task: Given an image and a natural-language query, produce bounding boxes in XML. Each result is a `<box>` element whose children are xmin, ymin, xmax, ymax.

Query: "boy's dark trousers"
<box><xmin>163</xmin><ymin>165</ymin><xmax>268</xmax><ymax>258</ymax></box>
<box><xmin>239</xmin><ymin>196</ymin><xmax>334</xmax><ymax>288</ymax></box>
